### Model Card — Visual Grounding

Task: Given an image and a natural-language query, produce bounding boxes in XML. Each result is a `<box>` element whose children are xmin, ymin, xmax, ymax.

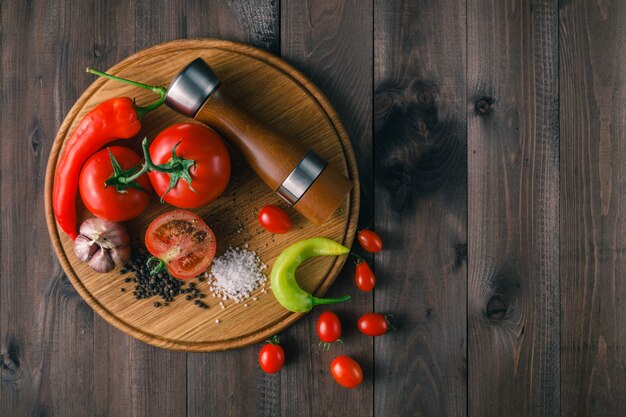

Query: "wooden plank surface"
<box><xmin>1</xmin><ymin>1</ymin><xmax>98</xmax><ymax>416</ymax></box>
<box><xmin>560</xmin><ymin>1</ymin><xmax>626</xmax><ymax>416</ymax></box>
<box><xmin>4</xmin><ymin>0</ymin><xmax>626</xmax><ymax>416</ymax></box>
<box><xmin>183</xmin><ymin>2</ymin><xmax>279</xmax><ymax>416</ymax></box>
<box><xmin>92</xmin><ymin>1</ymin><xmax>139</xmax><ymax>415</ymax></box>
<box><xmin>467</xmin><ymin>1</ymin><xmax>560</xmax><ymax>417</ymax></box>
<box><xmin>281</xmin><ymin>0</ymin><xmax>373</xmax><ymax>416</ymax></box>
<box><xmin>373</xmin><ymin>0</ymin><xmax>468</xmax><ymax>416</ymax></box>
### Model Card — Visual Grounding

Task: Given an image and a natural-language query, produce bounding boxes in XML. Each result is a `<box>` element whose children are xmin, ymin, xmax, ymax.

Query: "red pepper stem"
<box><xmin>86</xmin><ymin>67</ymin><xmax>167</xmax><ymax>118</ymax></box>
<box><xmin>311</xmin><ymin>295</ymin><xmax>351</xmax><ymax>306</ymax></box>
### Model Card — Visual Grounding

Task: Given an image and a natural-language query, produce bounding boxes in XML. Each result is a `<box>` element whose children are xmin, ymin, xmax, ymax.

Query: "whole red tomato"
<box><xmin>357</xmin><ymin>229</ymin><xmax>383</xmax><ymax>253</ymax></box>
<box><xmin>355</xmin><ymin>258</ymin><xmax>376</xmax><ymax>292</ymax></box>
<box><xmin>148</xmin><ymin>123</ymin><xmax>230</xmax><ymax>208</ymax></box>
<box><xmin>145</xmin><ymin>210</ymin><xmax>216</xmax><ymax>280</ymax></box>
<box><xmin>259</xmin><ymin>338</ymin><xmax>285</xmax><ymax>374</ymax></box>
<box><xmin>79</xmin><ymin>146</ymin><xmax>152</xmax><ymax>222</ymax></box>
<box><xmin>330</xmin><ymin>356</ymin><xmax>363</xmax><ymax>388</ymax></box>
<box><xmin>317</xmin><ymin>311</ymin><xmax>342</xmax><ymax>344</ymax></box>
<box><xmin>258</xmin><ymin>205</ymin><xmax>292</xmax><ymax>234</ymax></box>
<box><xmin>358</xmin><ymin>313</ymin><xmax>392</xmax><ymax>336</ymax></box>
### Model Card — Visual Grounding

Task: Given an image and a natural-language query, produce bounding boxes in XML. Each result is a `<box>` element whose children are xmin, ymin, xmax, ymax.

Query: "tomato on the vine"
<box><xmin>79</xmin><ymin>146</ymin><xmax>152</xmax><ymax>222</ymax></box>
<box><xmin>148</xmin><ymin>123</ymin><xmax>230</xmax><ymax>208</ymax></box>
<box><xmin>357</xmin><ymin>229</ymin><xmax>383</xmax><ymax>253</ymax></box>
<box><xmin>358</xmin><ymin>313</ymin><xmax>393</xmax><ymax>336</ymax></box>
<box><xmin>330</xmin><ymin>356</ymin><xmax>363</xmax><ymax>388</ymax></box>
<box><xmin>145</xmin><ymin>210</ymin><xmax>216</xmax><ymax>280</ymax></box>
<box><xmin>317</xmin><ymin>311</ymin><xmax>342</xmax><ymax>344</ymax></box>
<box><xmin>258</xmin><ymin>205</ymin><xmax>292</xmax><ymax>234</ymax></box>
<box><xmin>354</xmin><ymin>258</ymin><xmax>376</xmax><ymax>292</ymax></box>
<box><xmin>258</xmin><ymin>337</ymin><xmax>285</xmax><ymax>374</ymax></box>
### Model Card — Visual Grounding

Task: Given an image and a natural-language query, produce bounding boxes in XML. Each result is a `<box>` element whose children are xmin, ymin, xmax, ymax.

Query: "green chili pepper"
<box><xmin>270</xmin><ymin>237</ymin><xmax>351</xmax><ymax>312</ymax></box>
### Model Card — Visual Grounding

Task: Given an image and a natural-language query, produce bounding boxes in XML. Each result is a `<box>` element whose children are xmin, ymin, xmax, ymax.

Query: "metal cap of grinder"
<box><xmin>165</xmin><ymin>58</ymin><xmax>221</xmax><ymax>117</ymax></box>
<box><xmin>164</xmin><ymin>58</ymin><xmax>353</xmax><ymax>226</ymax></box>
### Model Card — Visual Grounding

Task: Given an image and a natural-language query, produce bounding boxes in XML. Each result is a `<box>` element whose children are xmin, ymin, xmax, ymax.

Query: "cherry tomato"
<box><xmin>330</xmin><ymin>356</ymin><xmax>363</xmax><ymax>388</ymax></box>
<box><xmin>148</xmin><ymin>123</ymin><xmax>230</xmax><ymax>208</ymax></box>
<box><xmin>355</xmin><ymin>259</ymin><xmax>375</xmax><ymax>292</ymax></box>
<box><xmin>258</xmin><ymin>205</ymin><xmax>292</xmax><ymax>234</ymax></box>
<box><xmin>145</xmin><ymin>210</ymin><xmax>216</xmax><ymax>280</ymax></box>
<box><xmin>79</xmin><ymin>146</ymin><xmax>152</xmax><ymax>222</ymax></box>
<box><xmin>258</xmin><ymin>338</ymin><xmax>285</xmax><ymax>374</ymax></box>
<box><xmin>358</xmin><ymin>313</ymin><xmax>392</xmax><ymax>336</ymax></box>
<box><xmin>317</xmin><ymin>311</ymin><xmax>342</xmax><ymax>343</ymax></box>
<box><xmin>357</xmin><ymin>229</ymin><xmax>383</xmax><ymax>253</ymax></box>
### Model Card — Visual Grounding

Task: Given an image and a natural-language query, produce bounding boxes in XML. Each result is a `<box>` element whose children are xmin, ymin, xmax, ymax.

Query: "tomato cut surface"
<box><xmin>145</xmin><ymin>210</ymin><xmax>216</xmax><ymax>280</ymax></box>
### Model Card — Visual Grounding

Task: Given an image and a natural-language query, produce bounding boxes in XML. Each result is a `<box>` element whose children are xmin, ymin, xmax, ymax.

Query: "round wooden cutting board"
<box><xmin>44</xmin><ymin>39</ymin><xmax>359</xmax><ymax>351</ymax></box>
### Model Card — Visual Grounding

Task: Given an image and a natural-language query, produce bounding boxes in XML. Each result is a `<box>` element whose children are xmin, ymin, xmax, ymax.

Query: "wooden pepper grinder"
<box><xmin>165</xmin><ymin>58</ymin><xmax>352</xmax><ymax>226</ymax></box>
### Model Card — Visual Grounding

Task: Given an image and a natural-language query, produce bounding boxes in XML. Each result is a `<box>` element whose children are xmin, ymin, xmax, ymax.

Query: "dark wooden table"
<box><xmin>2</xmin><ymin>0</ymin><xmax>625</xmax><ymax>416</ymax></box>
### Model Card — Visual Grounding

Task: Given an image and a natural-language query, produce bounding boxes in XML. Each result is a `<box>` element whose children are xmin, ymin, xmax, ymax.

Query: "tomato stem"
<box><xmin>86</xmin><ymin>67</ymin><xmax>167</xmax><ymax>119</ymax></box>
<box><xmin>384</xmin><ymin>314</ymin><xmax>397</xmax><ymax>332</ymax></box>
<box><xmin>147</xmin><ymin>256</ymin><xmax>167</xmax><ymax>275</ymax></box>
<box><xmin>349</xmin><ymin>253</ymin><xmax>365</xmax><ymax>265</ymax></box>
<box><xmin>266</xmin><ymin>335</ymin><xmax>281</xmax><ymax>345</ymax></box>
<box><xmin>105</xmin><ymin>138</ymin><xmax>197</xmax><ymax>200</ymax></box>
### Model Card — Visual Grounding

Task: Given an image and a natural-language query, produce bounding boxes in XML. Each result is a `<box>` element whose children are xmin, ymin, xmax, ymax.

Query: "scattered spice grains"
<box><xmin>121</xmin><ymin>248</ymin><xmax>209</xmax><ymax>309</ymax></box>
<box><xmin>208</xmin><ymin>247</ymin><xmax>267</xmax><ymax>303</ymax></box>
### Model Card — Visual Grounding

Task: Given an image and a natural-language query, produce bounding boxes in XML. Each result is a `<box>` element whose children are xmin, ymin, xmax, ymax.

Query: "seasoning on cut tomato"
<box><xmin>258</xmin><ymin>205</ymin><xmax>292</xmax><ymax>234</ymax></box>
<box><xmin>258</xmin><ymin>336</ymin><xmax>285</xmax><ymax>374</ymax></box>
<box><xmin>145</xmin><ymin>210</ymin><xmax>216</xmax><ymax>280</ymax></box>
<box><xmin>357</xmin><ymin>229</ymin><xmax>383</xmax><ymax>253</ymax></box>
<box><xmin>53</xmin><ymin>68</ymin><xmax>166</xmax><ymax>239</ymax></box>
<box><xmin>330</xmin><ymin>356</ymin><xmax>363</xmax><ymax>388</ymax></box>
<box><xmin>79</xmin><ymin>146</ymin><xmax>152</xmax><ymax>222</ymax></box>
<box><xmin>357</xmin><ymin>313</ymin><xmax>395</xmax><ymax>336</ymax></box>
<box><xmin>317</xmin><ymin>311</ymin><xmax>342</xmax><ymax>347</ymax></box>
<box><xmin>353</xmin><ymin>255</ymin><xmax>375</xmax><ymax>292</ymax></box>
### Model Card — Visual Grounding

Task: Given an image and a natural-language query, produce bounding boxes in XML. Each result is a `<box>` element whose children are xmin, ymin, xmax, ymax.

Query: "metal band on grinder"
<box><xmin>277</xmin><ymin>151</ymin><xmax>328</xmax><ymax>205</ymax></box>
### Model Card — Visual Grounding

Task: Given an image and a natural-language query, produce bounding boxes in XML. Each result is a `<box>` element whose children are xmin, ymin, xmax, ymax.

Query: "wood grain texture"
<box><xmin>1</xmin><ymin>0</ymin><xmax>97</xmax><ymax>416</ymax></box>
<box><xmin>467</xmin><ymin>1</ymin><xmax>560</xmax><ymax>416</ymax></box>
<box><xmin>281</xmin><ymin>0</ymin><xmax>374</xmax><ymax>416</ymax></box>
<box><xmin>560</xmin><ymin>1</ymin><xmax>626</xmax><ymax>416</ymax></box>
<box><xmin>374</xmin><ymin>0</ymin><xmax>468</xmax><ymax>416</ymax></box>
<box><xmin>6</xmin><ymin>0</ymin><xmax>626</xmax><ymax>416</ymax></box>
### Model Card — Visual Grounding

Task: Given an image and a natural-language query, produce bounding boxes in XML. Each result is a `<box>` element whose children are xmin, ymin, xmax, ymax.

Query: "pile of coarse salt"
<box><xmin>207</xmin><ymin>247</ymin><xmax>267</xmax><ymax>303</ymax></box>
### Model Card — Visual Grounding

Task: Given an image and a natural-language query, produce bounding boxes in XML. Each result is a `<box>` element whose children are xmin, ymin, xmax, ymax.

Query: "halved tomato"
<box><xmin>145</xmin><ymin>210</ymin><xmax>216</xmax><ymax>280</ymax></box>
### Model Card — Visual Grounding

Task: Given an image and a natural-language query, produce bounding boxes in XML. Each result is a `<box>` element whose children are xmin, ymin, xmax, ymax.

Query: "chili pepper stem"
<box><xmin>311</xmin><ymin>295</ymin><xmax>351</xmax><ymax>306</ymax></box>
<box><xmin>86</xmin><ymin>67</ymin><xmax>167</xmax><ymax>118</ymax></box>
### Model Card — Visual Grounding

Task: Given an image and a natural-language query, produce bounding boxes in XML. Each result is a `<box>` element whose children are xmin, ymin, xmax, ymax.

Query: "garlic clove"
<box><xmin>110</xmin><ymin>245</ymin><xmax>131</xmax><ymax>268</ymax></box>
<box><xmin>77</xmin><ymin>218</ymin><xmax>131</xmax><ymax>273</ymax></box>
<box><xmin>89</xmin><ymin>248</ymin><xmax>116</xmax><ymax>273</ymax></box>
<box><xmin>74</xmin><ymin>234</ymin><xmax>97</xmax><ymax>262</ymax></box>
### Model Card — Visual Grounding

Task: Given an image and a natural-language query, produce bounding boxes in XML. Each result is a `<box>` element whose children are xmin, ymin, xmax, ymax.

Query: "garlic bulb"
<box><xmin>73</xmin><ymin>218</ymin><xmax>131</xmax><ymax>273</ymax></box>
